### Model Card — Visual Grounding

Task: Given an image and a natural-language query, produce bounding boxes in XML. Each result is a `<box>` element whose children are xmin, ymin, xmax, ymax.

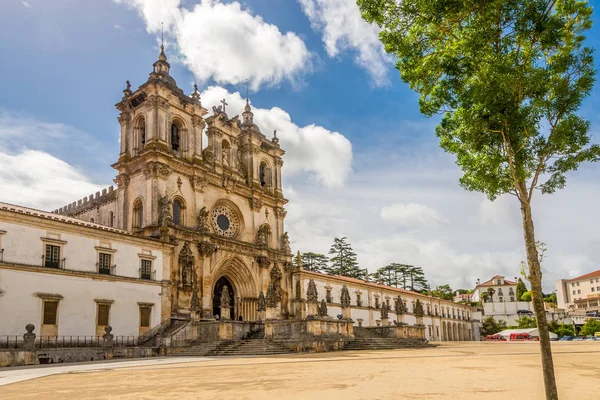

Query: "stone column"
<box><xmin>102</xmin><ymin>326</ymin><xmax>114</xmax><ymax>348</ymax></box>
<box><xmin>265</xmin><ymin>283</ymin><xmax>278</xmax><ymax>319</ymax></box>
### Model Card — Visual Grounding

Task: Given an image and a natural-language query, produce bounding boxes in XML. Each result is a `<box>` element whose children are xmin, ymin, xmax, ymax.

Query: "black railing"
<box><xmin>97</xmin><ymin>263</ymin><xmax>117</xmax><ymax>276</ymax></box>
<box><xmin>0</xmin><ymin>335</ymin><xmax>140</xmax><ymax>349</ymax></box>
<box><xmin>139</xmin><ymin>268</ymin><xmax>156</xmax><ymax>280</ymax></box>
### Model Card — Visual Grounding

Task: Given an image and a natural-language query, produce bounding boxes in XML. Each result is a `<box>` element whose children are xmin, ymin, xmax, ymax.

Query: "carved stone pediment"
<box><xmin>255</xmin><ymin>255</ymin><xmax>271</xmax><ymax>269</ymax></box>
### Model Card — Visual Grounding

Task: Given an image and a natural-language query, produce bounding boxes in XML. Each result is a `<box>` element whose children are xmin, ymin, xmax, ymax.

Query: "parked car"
<box><xmin>485</xmin><ymin>334</ymin><xmax>507</xmax><ymax>341</ymax></box>
<box><xmin>509</xmin><ymin>333</ymin><xmax>537</xmax><ymax>341</ymax></box>
<box><xmin>517</xmin><ymin>309</ymin><xmax>534</xmax><ymax>315</ymax></box>
<box><xmin>572</xmin><ymin>337</ymin><xmax>585</xmax><ymax>341</ymax></box>
<box><xmin>583</xmin><ymin>336</ymin><xmax>597</xmax><ymax>342</ymax></box>
<box><xmin>550</xmin><ymin>337</ymin><xmax>560</xmax><ymax>341</ymax></box>
<box><xmin>559</xmin><ymin>336</ymin><xmax>573</xmax><ymax>341</ymax></box>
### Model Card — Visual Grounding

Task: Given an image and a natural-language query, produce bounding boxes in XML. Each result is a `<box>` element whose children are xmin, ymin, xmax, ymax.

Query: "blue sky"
<box><xmin>1</xmin><ymin>0</ymin><xmax>600</xmax><ymax>290</ymax></box>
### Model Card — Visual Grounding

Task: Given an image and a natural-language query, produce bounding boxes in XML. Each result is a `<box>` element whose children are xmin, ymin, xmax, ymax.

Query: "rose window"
<box><xmin>211</xmin><ymin>204</ymin><xmax>240</xmax><ymax>238</ymax></box>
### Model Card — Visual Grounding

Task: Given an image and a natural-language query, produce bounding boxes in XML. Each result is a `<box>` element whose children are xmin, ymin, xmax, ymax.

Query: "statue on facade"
<box><xmin>257</xmin><ymin>291</ymin><xmax>266</xmax><ymax>312</ymax></box>
<box><xmin>220</xmin><ymin>286</ymin><xmax>231</xmax><ymax>309</ymax></box>
<box><xmin>381</xmin><ymin>302</ymin><xmax>389</xmax><ymax>319</ymax></box>
<box><xmin>158</xmin><ymin>195</ymin><xmax>172</xmax><ymax>226</ymax></box>
<box><xmin>318</xmin><ymin>299</ymin><xmax>328</xmax><ymax>317</ymax></box>
<box><xmin>196</xmin><ymin>206</ymin><xmax>210</xmax><ymax>232</ymax></box>
<box><xmin>270</xmin><ymin>263</ymin><xmax>282</xmax><ymax>302</ymax></box>
<box><xmin>256</xmin><ymin>225</ymin><xmax>269</xmax><ymax>247</ymax></box>
<box><xmin>395</xmin><ymin>295</ymin><xmax>407</xmax><ymax>315</ymax></box>
<box><xmin>178</xmin><ymin>242</ymin><xmax>194</xmax><ymax>287</ymax></box>
<box><xmin>281</xmin><ymin>232</ymin><xmax>291</xmax><ymax>254</ymax></box>
<box><xmin>415</xmin><ymin>299</ymin><xmax>424</xmax><ymax>318</ymax></box>
<box><xmin>265</xmin><ymin>283</ymin><xmax>278</xmax><ymax>308</ymax></box>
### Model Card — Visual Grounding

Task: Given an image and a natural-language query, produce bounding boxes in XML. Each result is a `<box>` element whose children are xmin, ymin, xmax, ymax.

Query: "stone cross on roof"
<box><xmin>220</xmin><ymin>98</ymin><xmax>228</xmax><ymax>113</ymax></box>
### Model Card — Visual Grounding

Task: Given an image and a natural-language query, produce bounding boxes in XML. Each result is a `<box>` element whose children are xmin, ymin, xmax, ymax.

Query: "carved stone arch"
<box><xmin>211</xmin><ymin>256</ymin><xmax>259</xmax><ymax>321</ymax></box>
<box><xmin>258</xmin><ymin>158</ymin><xmax>274</xmax><ymax>190</ymax></box>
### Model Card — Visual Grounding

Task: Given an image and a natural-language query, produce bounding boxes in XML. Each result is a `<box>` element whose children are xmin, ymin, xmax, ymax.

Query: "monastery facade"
<box><xmin>0</xmin><ymin>45</ymin><xmax>477</xmax><ymax>343</ymax></box>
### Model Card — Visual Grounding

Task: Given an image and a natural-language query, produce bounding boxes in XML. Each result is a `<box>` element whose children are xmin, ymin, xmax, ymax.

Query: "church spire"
<box><xmin>242</xmin><ymin>98</ymin><xmax>254</xmax><ymax>126</ymax></box>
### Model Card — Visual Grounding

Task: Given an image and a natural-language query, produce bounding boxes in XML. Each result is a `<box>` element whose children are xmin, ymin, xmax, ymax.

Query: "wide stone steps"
<box><xmin>170</xmin><ymin>339</ymin><xmax>294</xmax><ymax>357</ymax></box>
<box><xmin>343</xmin><ymin>338</ymin><xmax>433</xmax><ymax>351</ymax></box>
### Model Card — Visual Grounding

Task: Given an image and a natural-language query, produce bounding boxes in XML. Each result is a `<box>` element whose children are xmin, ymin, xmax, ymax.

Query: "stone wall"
<box><xmin>354</xmin><ymin>325</ymin><xmax>426</xmax><ymax>340</ymax></box>
<box><xmin>0</xmin><ymin>347</ymin><xmax>159</xmax><ymax>367</ymax></box>
<box><xmin>193</xmin><ymin>321</ymin><xmax>262</xmax><ymax>342</ymax></box>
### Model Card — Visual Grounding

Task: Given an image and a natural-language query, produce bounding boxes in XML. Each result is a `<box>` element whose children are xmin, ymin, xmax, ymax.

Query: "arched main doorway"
<box><xmin>212</xmin><ymin>276</ymin><xmax>235</xmax><ymax>319</ymax></box>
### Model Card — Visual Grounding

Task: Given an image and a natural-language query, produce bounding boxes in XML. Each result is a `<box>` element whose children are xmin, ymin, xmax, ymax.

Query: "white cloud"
<box><xmin>381</xmin><ymin>202</ymin><xmax>446</xmax><ymax>227</ymax></box>
<box><xmin>116</xmin><ymin>0</ymin><xmax>311</xmax><ymax>90</ymax></box>
<box><xmin>201</xmin><ymin>86</ymin><xmax>353</xmax><ymax>187</ymax></box>
<box><xmin>22</xmin><ymin>1</ymin><xmax>32</xmax><ymax>8</ymax></box>
<box><xmin>298</xmin><ymin>0</ymin><xmax>391</xmax><ymax>85</ymax></box>
<box><xmin>0</xmin><ymin>150</ymin><xmax>101</xmax><ymax>211</ymax></box>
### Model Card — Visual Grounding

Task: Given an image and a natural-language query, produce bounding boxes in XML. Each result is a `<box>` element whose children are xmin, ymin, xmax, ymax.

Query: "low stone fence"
<box><xmin>192</xmin><ymin>321</ymin><xmax>263</xmax><ymax>342</ymax></box>
<box><xmin>265</xmin><ymin>318</ymin><xmax>354</xmax><ymax>340</ymax></box>
<box><xmin>1</xmin><ymin>347</ymin><xmax>159</xmax><ymax>367</ymax></box>
<box><xmin>354</xmin><ymin>324</ymin><xmax>426</xmax><ymax>340</ymax></box>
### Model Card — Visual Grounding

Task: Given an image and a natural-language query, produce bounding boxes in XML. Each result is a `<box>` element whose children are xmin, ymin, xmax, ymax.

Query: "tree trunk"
<box><xmin>520</xmin><ymin>197</ymin><xmax>559</xmax><ymax>400</ymax></box>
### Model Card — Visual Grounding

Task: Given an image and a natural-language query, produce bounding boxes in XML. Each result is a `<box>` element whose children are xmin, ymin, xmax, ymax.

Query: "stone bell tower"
<box><xmin>111</xmin><ymin>44</ymin><xmax>294</xmax><ymax>322</ymax></box>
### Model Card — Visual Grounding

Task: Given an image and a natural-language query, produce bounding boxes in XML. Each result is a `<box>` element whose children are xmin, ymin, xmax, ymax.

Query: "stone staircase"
<box><xmin>170</xmin><ymin>339</ymin><xmax>295</xmax><ymax>357</ymax></box>
<box><xmin>343</xmin><ymin>337</ymin><xmax>434</xmax><ymax>351</ymax></box>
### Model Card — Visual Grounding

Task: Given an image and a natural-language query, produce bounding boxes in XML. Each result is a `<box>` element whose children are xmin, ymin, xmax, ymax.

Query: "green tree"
<box><xmin>325</xmin><ymin>237</ymin><xmax>363</xmax><ymax>279</ymax></box>
<box><xmin>431</xmin><ymin>284</ymin><xmax>454</xmax><ymax>301</ymax></box>
<box><xmin>516</xmin><ymin>316</ymin><xmax>538</xmax><ymax>329</ymax></box>
<box><xmin>300</xmin><ymin>252</ymin><xmax>329</xmax><ymax>273</ymax></box>
<box><xmin>480</xmin><ymin>292</ymin><xmax>489</xmax><ymax>304</ymax></box>
<box><xmin>579</xmin><ymin>319</ymin><xmax>600</xmax><ymax>336</ymax></box>
<box><xmin>480</xmin><ymin>316</ymin><xmax>507</xmax><ymax>337</ymax></box>
<box><xmin>521</xmin><ymin>291</ymin><xmax>533</xmax><ymax>302</ymax></box>
<box><xmin>358</xmin><ymin>2</ymin><xmax>598</xmax><ymax>397</ymax></box>
<box><xmin>516</xmin><ymin>278</ymin><xmax>528</xmax><ymax>301</ymax></box>
<box><xmin>554</xmin><ymin>324</ymin><xmax>575</xmax><ymax>338</ymax></box>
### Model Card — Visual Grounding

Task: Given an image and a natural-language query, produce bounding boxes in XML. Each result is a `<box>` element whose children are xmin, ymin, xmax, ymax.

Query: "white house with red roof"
<box><xmin>555</xmin><ymin>269</ymin><xmax>600</xmax><ymax>313</ymax></box>
<box><xmin>472</xmin><ymin>275</ymin><xmax>518</xmax><ymax>303</ymax></box>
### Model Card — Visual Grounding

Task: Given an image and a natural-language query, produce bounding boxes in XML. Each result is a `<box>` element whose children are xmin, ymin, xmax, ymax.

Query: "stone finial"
<box><xmin>415</xmin><ymin>299</ymin><xmax>424</xmax><ymax>318</ymax></box>
<box><xmin>306</xmin><ymin>279</ymin><xmax>318</xmax><ymax>302</ymax></box>
<box><xmin>340</xmin><ymin>285</ymin><xmax>351</xmax><ymax>308</ymax></box>
<box><xmin>102</xmin><ymin>326</ymin><xmax>114</xmax><ymax>347</ymax></box>
<box><xmin>381</xmin><ymin>303</ymin><xmax>389</xmax><ymax>319</ymax></box>
<box><xmin>318</xmin><ymin>299</ymin><xmax>328</xmax><ymax>317</ymax></box>
<box><xmin>272</xmin><ymin>129</ymin><xmax>279</xmax><ymax>145</ymax></box>
<box><xmin>257</xmin><ymin>291</ymin><xmax>266</xmax><ymax>312</ymax></box>
<box><xmin>296</xmin><ymin>251</ymin><xmax>303</xmax><ymax>271</ymax></box>
<box><xmin>395</xmin><ymin>295</ymin><xmax>406</xmax><ymax>315</ymax></box>
<box><xmin>281</xmin><ymin>232</ymin><xmax>291</xmax><ymax>254</ymax></box>
<box><xmin>123</xmin><ymin>80</ymin><xmax>132</xmax><ymax>97</ymax></box>
<box><xmin>220</xmin><ymin>286</ymin><xmax>231</xmax><ymax>309</ymax></box>
<box><xmin>191</xmin><ymin>83</ymin><xmax>201</xmax><ymax>103</ymax></box>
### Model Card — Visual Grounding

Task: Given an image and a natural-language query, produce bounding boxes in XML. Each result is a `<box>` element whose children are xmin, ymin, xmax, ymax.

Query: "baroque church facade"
<box><xmin>0</xmin><ymin>45</ymin><xmax>477</xmax><ymax>343</ymax></box>
<box><xmin>55</xmin><ymin>44</ymin><xmax>293</xmax><ymax>323</ymax></box>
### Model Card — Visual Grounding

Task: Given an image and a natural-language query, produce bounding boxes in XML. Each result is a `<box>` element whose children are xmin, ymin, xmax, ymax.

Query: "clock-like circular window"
<box><xmin>212</xmin><ymin>204</ymin><xmax>240</xmax><ymax>238</ymax></box>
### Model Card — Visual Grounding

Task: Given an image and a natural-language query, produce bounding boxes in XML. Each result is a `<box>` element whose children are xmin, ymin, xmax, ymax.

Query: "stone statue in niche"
<box><xmin>196</xmin><ymin>206</ymin><xmax>210</xmax><ymax>232</ymax></box>
<box><xmin>222</xmin><ymin>149</ymin><xmax>229</xmax><ymax>167</ymax></box>
<box><xmin>256</xmin><ymin>226</ymin><xmax>268</xmax><ymax>247</ymax></box>
<box><xmin>178</xmin><ymin>242</ymin><xmax>195</xmax><ymax>288</ymax></box>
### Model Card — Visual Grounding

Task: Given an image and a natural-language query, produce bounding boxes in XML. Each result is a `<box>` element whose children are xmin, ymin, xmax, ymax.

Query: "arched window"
<box><xmin>133</xmin><ymin>199</ymin><xmax>144</xmax><ymax>229</ymax></box>
<box><xmin>221</xmin><ymin>139</ymin><xmax>231</xmax><ymax>167</ymax></box>
<box><xmin>171</xmin><ymin>123</ymin><xmax>180</xmax><ymax>151</ymax></box>
<box><xmin>259</xmin><ymin>161</ymin><xmax>272</xmax><ymax>189</ymax></box>
<box><xmin>90</xmin><ymin>217</ymin><xmax>95</xmax><ymax>223</ymax></box>
<box><xmin>173</xmin><ymin>199</ymin><xmax>183</xmax><ymax>225</ymax></box>
<box><xmin>134</xmin><ymin>116</ymin><xmax>146</xmax><ymax>151</ymax></box>
<box><xmin>108</xmin><ymin>211</ymin><xmax>114</xmax><ymax>227</ymax></box>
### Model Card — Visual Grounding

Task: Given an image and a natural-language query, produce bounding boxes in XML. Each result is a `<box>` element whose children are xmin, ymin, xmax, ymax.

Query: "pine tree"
<box><xmin>516</xmin><ymin>278</ymin><xmax>527</xmax><ymax>301</ymax></box>
<box><xmin>300</xmin><ymin>252</ymin><xmax>329</xmax><ymax>273</ymax></box>
<box><xmin>325</xmin><ymin>237</ymin><xmax>363</xmax><ymax>279</ymax></box>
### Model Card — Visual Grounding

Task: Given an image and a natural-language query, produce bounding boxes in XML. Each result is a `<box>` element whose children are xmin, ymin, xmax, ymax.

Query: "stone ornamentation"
<box><xmin>255</xmin><ymin>225</ymin><xmax>269</xmax><ymax>247</ymax></box>
<box><xmin>265</xmin><ymin>283</ymin><xmax>278</xmax><ymax>308</ymax></box>
<box><xmin>202</xmin><ymin>147</ymin><xmax>214</xmax><ymax>164</ymax></box>
<box><xmin>340</xmin><ymin>285</ymin><xmax>351</xmax><ymax>308</ymax></box>
<box><xmin>270</xmin><ymin>263</ymin><xmax>282</xmax><ymax>302</ymax></box>
<box><xmin>220</xmin><ymin>286</ymin><xmax>231</xmax><ymax>309</ymax></box>
<box><xmin>158</xmin><ymin>195</ymin><xmax>172</xmax><ymax>227</ymax></box>
<box><xmin>306</xmin><ymin>279</ymin><xmax>318</xmax><ymax>302</ymax></box>
<box><xmin>197</xmin><ymin>241</ymin><xmax>216</xmax><ymax>257</ymax></box>
<box><xmin>318</xmin><ymin>299</ymin><xmax>328</xmax><ymax>317</ymax></box>
<box><xmin>281</xmin><ymin>232</ymin><xmax>291</xmax><ymax>254</ymax></box>
<box><xmin>395</xmin><ymin>295</ymin><xmax>407</xmax><ymax>315</ymax></box>
<box><xmin>255</xmin><ymin>256</ymin><xmax>271</xmax><ymax>269</ymax></box>
<box><xmin>189</xmin><ymin>176</ymin><xmax>208</xmax><ymax>193</ymax></box>
<box><xmin>257</xmin><ymin>291</ymin><xmax>266</xmax><ymax>312</ymax></box>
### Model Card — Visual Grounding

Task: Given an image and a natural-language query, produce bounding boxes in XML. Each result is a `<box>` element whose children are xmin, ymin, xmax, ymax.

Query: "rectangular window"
<box><xmin>43</xmin><ymin>300</ymin><xmax>58</xmax><ymax>325</ymax></box>
<box><xmin>571</xmin><ymin>283</ymin><xmax>575</xmax><ymax>287</ymax></box>
<box><xmin>573</xmin><ymin>290</ymin><xmax>576</xmax><ymax>295</ymax></box>
<box><xmin>45</xmin><ymin>245</ymin><xmax>60</xmax><ymax>268</ymax></box>
<box><xmin>592</xmin><ymin>287</ymin><xmax>596</xmax><ymax>292</ymax></box>
<box><xmin>597</xmin><ymin>287</ymin><xmax>600</xmax><ymax>291</ymax></box>
<box><xmin>375</xmin><ymin>297</ymin><xmax>380</xmax><ymax>309</ymax></box>
<box><xmin>140</xmin><ymin>259</ymin><xmax>152</xmax><ymax>280</ymax></box>
<box><xmin>140</xmin><ymin>307</ymin><xmax>151</xmax><ymax>327</ymax></box>
<box><xmin>97</xmin><ymin>304</ymin><xmax>110</xmax><ymax>326</ymax></box>
<box><xmin>499</xmin><ymin>297</ymin><xmax>503</xmax><ymax>302</ymax></box>
<box><xmin>326</xmin><ymin>289</ymin><xmax>332</xmax><ymax>303</ymax></box>
<box><xmin>356</xmin><ymin>293</ymin><xmax>362</xmax><ymax>307</ymax></box>
<box><xmin>577</xmin><ymin>282</ymin><xmax>580</xmax><ymax>286</ymax></box>
<box><xmin>578</xmin><ymin>290</ymin><xmax>581</xmax><ymax>294</ymax></box>
<box><xmin>98</xmin><ymin>253</ymin><xmax>112</xmax><ymax>275</ymax></box>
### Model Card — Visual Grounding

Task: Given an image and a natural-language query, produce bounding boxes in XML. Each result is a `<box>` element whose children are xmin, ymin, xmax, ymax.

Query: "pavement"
<box><xmin>1</xmin><ymin>342</ymin><xmax>599</xmax><ymax>399</ymax></box>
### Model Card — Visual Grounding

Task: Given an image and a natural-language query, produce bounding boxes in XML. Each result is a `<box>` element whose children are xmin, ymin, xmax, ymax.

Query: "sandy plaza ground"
<box><xmin>0</xmin><ymin>342</ymin><xmax>598</xmax><ymax>400</ymax></box>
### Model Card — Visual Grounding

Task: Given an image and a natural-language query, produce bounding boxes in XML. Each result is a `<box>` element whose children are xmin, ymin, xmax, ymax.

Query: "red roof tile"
<box><xmin>568</xmin><ymin>269</ymin><xmax>600</xmax><ymax>282</ymax></box>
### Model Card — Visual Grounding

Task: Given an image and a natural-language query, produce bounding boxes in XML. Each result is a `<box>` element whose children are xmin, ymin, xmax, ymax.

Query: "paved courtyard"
<box><xmin>1</xmin><ymin>342</ymin><xmax>599</xmax><ymax>400</ymax></box>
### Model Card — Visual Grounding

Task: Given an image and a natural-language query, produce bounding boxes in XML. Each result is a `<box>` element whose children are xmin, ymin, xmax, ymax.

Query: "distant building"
<box><xmin>555</xmin><ymin>269</ymin><xmax>600</xmax><ymax>313</ymax></box>
<box><xmin>472</xmin><ymin>275</ymin><xmax>517</xmax><ymax>303</ymax></box>
<box><xmin>453</xmin><ymin>292</ymin><xmax>473</xmax><ymax>304</ymax></box>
